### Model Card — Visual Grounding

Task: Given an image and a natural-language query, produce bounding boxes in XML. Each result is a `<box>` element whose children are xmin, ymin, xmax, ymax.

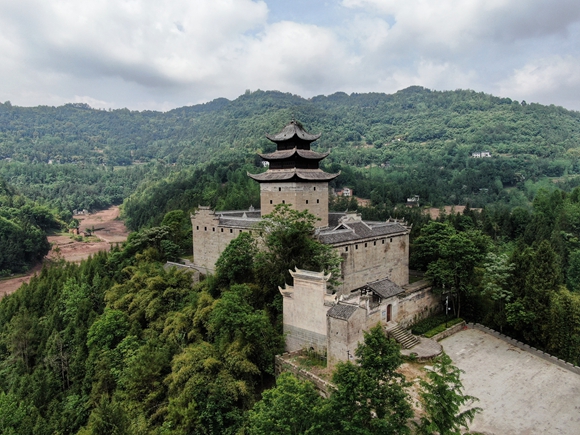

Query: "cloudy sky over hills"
<box><xmin>1</xmin><ymin>0</ymin><xmax>580</xmax><ymax>111</ymax></box>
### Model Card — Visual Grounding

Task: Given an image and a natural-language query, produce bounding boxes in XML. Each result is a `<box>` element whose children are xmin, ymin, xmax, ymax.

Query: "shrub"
<box><xmin>411</xmin><ymin>314</ymin><xmax>448</xmax><ymax>335</ymax></box>
<box><xmin>424</xmin><ymin>318</ymin><xmax>464</xmax><ymax>338</ymax></box>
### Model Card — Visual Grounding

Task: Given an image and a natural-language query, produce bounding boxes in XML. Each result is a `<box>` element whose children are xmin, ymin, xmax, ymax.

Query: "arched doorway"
<box><xmin>387</xmin><ymin>304</ymin><xmax>392</xmax><ymax>322</ymax></box>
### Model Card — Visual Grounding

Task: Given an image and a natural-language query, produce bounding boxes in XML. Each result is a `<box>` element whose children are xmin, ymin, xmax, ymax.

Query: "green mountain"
<box><xmin>4</xmin><ymin>87</ymin><xmax>580</xmax><ymax>222</ymax></box>
<box><xmin>2</xmin><ymin>87</ymin><xmax>579</xmax><ymax>169</ymax></box>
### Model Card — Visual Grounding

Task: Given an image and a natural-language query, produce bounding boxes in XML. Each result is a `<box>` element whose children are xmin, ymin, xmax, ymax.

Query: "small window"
<box><xmin>204</xmin><ymin>227</ymin><xmax>207</xmax><ymax>231</ymax></box>
<box><xmin>196</xmin><ymin>226</ymin><xmax>199</xmax><ymax>230</ymax></box>
<box><xmin>365</xmin><ymin>243</ymin><xmax>367</xmax><ymax>248</ymax></box>
<box><xmin>212</xmin><ymin>228</ymin><xmax>215</xmax><ymax>232</ymax></box>
<box><xmin>221</xmin><ymin>228</ymin><xmax>224</xmax><ymax>232</ymax></box>
<box><xmin>355</xmin><ymin>245</ymin><xmax>358</xmax><ymax>250</ymax></box>
<box><xmin>345</xmin><ymin>246</ymin><xmax>349</xmax><ymax>252</ymax></box>
<box><xmin>279</xmin><ymin>187</ymin><xmax>282</xmax><ymax>192</ymax></box>
<box><xmin>230</xmin><ymin>229</ymin><xmax>233</xmax><ymax>233</ymax></box>
<box><xmin>270</xmin><ymin>200</ymin><xmax>273</xmax><ymax>204</ymax></box>
<box><xmin>306</xmin><ymin>200</ymin><xmax>309</xmax><ymax>204</ymax></box>
<box><xmin>282</xmin><ymin>200</ymin><xmax>285</xmax><ymax>204</ymax></box>
<box><xmin>373</xmin><ymin>241</ymin><xmax>376</xmax><ymax>246</ymax></box>
<box><xmin>390</xmin><ymin>238</ymin><xmax>393</xmax><ymax>242</ymax></box>
<box><xmin>382</xmin><ymin>239</ymin><xmax>385</xmax><ymax>244</ymax></box>
<box><xmin>314</xmin><ymin>187</ymin><xmax>316</xmax><ymax>191</ymax></box>
<box><xmin>316</xmin><ymin>199</ymin><xmax>320</xmax><ymax>204</ymax></box>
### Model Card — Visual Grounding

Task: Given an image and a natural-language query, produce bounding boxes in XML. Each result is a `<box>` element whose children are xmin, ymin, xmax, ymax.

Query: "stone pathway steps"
<box><xmin>385</xmin><ymin>323</ymin><xmax>420</xmax><ymax>349</ymax></box>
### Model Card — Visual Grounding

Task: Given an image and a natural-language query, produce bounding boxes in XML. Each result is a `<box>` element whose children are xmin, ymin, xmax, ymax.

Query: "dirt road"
<box><xmin>0</xmin><ymin>206</ymin><xmax>129</xmax><ymax>298</ymax></box>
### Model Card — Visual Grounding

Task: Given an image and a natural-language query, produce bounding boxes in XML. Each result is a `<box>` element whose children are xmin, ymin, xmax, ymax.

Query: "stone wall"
<box><xmin>190</xmin><ymin>207</ymin><xmax>256</xmax><ymax>273</ymax></box>
<box><xmin>260</xmin><ymin>181</ymin><xmax>329</xmax><ymax>227</ymax></box>
<box><xmin>396</xmin><ymin>282</ymin><xmax>439</xmax><ymax>329</ymax></box>
<box><xmin>274</xmin><ymin>351</ymin><xmax>334</xmax><ymax>398</ymax></box>
<box><xmin>282</xmin><ymin>269</ymin><xmax>334</xmax><ymax>353</ymax></box>
<box><xmin>326</xmin><ymin>307</ymin><xmax>367</xmax><ymax>367</ymax></box>
<box><xmin>336</xmin><ymin>233</ymin><xmax>409</xmax><ymax>294</ymax></box>
<box><xmin>430</xmin><ymin>321</ymin><xmax>466</xmax><ymax>342</ymax></box>
<box><xmin>467</xmin><ymin>323</ymin><xmax>580</xmax><ymax>376</ymax></box>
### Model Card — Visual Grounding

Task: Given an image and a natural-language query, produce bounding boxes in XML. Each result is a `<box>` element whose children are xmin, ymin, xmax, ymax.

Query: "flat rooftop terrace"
<box><xmin>441</xmin><ymin>328</ymin><xmax>580</xmax><ymax>435</ymax></box>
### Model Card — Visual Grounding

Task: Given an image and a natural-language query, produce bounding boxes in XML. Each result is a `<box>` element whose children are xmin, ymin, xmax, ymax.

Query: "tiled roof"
<box><xmin>328</xmin><ymin>212</ymin><xmax>346</xmax><ymax>227</ymax></box>
<box><xmin>266</xmin><ymin>120</ymin><xmax>321</xmax><ymax>142</ymax></box>
<box><xmin>258</xmin><ymin>148</ymin><xmax>329</xmax><ymax>161</ymax></box>
<box><xmin>248</xmin><ymin>168</ymin><xmax>340</xmax><ymax>182</ymax></box>
<box><xmin>327</xmin><ymin>303</ymin><xmax>359</xmax><ymax>320</ymax></box>
<box><xmin>217</xmin><ymin>210</ymin><xmax>261</xmax><ymax>219</ymax></box>
<box><xmin>219</xmin><ymin>218</ymin><xmax>260</xmax><ymax>229</ymax></box>
<box><xmin>365</xmin><ymin>278</ymin><xmax>405</xmax><ymax>299</ymax></box>
<box><xmin>318</xmin><ymin>221</ymin><xmax>408</xmax><ymax>244</ymax></box>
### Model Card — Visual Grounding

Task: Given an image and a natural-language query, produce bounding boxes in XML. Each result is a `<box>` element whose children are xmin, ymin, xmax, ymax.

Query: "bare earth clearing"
<box><xmin>0</xmin><ymin>206</ymin><xmax>128</xmax><ymax>298</ymax></box>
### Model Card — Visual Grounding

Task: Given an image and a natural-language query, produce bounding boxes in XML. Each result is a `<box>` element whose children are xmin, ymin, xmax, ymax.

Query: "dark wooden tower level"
<box><xmin>249</xmin><ymin>120</ymin><xmax>339</xmax><ymax>227</ymax></box>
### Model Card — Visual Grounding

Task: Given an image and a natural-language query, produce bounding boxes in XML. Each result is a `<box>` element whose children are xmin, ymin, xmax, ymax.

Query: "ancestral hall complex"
<box><xmin>191</xmin><ymin>121</ymin><xmax>437</xmax><ymax>365</ymax></box>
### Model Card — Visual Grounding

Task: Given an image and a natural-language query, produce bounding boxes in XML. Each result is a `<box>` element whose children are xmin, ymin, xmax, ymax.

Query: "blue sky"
<box><xmin>1</xmin><ymin>0</ymin><xmax>580</xmax><ymax>111</ymax></box>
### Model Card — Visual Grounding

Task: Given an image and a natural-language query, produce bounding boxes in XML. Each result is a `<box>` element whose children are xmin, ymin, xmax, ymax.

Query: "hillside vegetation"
<box><xmin>3</xmin><ymin>87</ymin><xmax>580</xmax><ymax>215</ymax></box>
<box><xmin>0</xmin><ymin>177</ymin><xmax>59</xmax><ymax>274</ymax></box>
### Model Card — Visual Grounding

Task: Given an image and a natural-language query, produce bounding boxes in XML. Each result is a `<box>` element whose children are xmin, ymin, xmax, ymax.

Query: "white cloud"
<box><xmin>239</xmin><ymin>21</ymin><xmax>355</xmax><ymax>95</ymax></box>
<box><xmin>342</xmin><ymin>0</ymin><xmax>580</xmax><ymax>47</ymax></box>
<box><xmin>1</xmin><ymin>0</ymin><xmax>580</xmax><ymax>110</ymax></box>
<box><xmin>0</xmin><ymin>0</ymin><xmax>269</xmax><ymax>86</ymax></box>
<box><xmin>499</xmin><ymin>56</ymin><xmax>580</xmax><ymax>106</ymax></box>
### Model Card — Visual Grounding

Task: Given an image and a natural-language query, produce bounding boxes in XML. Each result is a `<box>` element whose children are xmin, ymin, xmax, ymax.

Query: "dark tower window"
<box><xmin>279</xmin><ymin>187</ymin><xmax>281</xmax><ymax>192</ymax></box>
<box><xmin>282</xmin><ymin>200</ymin><xmax>285</xmax><ymax>204</ymax></box>
<box><xmin>306</xmin><ymin>200</ymin><xmax>309</xmax><ymax>204</ymax></box>
<box><xmin>314</xmin><ymin>187</ymin><xmax>316</xmax><ymax>191</ymax></box>
<box><xmin>270</xmin><ymin>200</ymin><xmax>273</xmax><ymax>204</ymax></box>
<box><xmin>316</xmin><ymin>199</ymin><xmax>320</xmax><ymax>203</ymax></box>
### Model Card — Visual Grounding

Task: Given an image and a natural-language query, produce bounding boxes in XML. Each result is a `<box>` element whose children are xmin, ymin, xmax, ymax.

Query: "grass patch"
<box><xmin>411</xmin><ymin>314</ymin><xmax>463</xmax><ymax>335</ymax></box>
<box><xmin>296</xmin><ymin>350</ymin><xmax>327</xmax><ymax>369</ymax></box>
<box><xmin>423</xmin><ymin>318</ymin><xmax>464</xmax><ymax>338</ymax></box>
<box><xmin>408</xmin><ymin>275</ymin><xmax>425</xmax><ymax>284</ymax></box>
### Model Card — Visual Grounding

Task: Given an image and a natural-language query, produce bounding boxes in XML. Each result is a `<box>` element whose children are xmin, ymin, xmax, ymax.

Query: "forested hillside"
<box><xmin>0</xmin><ymin>177</ymin><xmax>58</xmax><ymax>274</ymax></box>
<box><xmin>4</xmin><ymin>87</ymin><xmax>580</xmax><ymax>213</ymax></box>
<box><xmin>0</xmin><ymin>161</ymin><xmax>172</xmax><ymax>219</ymax></box>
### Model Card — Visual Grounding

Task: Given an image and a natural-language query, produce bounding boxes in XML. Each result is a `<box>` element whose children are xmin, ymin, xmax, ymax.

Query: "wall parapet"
<box><xmin>429</xmin><ymin>321</ymin><xmax>466</xmax><ymax>342</ymax></box>
<box><xmin>274</xmin><ymin>351</ymin><xmax>334</xmax><ymax>398</ymax></box>
<box><xmin>466</xmin><ymin>323</ymin><xmax>580</xmax><ymax>376</ymax></box>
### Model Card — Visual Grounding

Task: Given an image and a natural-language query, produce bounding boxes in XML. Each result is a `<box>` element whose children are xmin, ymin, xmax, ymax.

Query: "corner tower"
<box><xmin>249</xmin><ymin>120</ymin><xmax>339</xmax><ymax>227</ymax></box>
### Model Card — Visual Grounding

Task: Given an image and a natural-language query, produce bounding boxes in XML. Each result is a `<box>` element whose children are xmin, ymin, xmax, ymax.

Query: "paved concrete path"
<box><xmin>401</xmin><ymin>337</ymin><xmax>442</xmax><ymax>360</ymax></box>
<box><xmin>441</xmin><ymin>328</ymin><xmax>580</xmax><ymax>435</ymax></box>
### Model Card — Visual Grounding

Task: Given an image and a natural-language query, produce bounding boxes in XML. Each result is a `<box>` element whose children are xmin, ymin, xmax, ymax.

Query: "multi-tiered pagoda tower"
<box><xmin>249</xmin><ymin>120</ymin><xmax>339</xmax><ymax>227</ymax></box>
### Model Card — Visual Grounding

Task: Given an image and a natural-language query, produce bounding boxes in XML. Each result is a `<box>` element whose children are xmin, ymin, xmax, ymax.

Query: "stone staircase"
<box><xmin>385</xmin><ymin>323</ymin><xmax>420</xmax><ymax>349</ymax></box>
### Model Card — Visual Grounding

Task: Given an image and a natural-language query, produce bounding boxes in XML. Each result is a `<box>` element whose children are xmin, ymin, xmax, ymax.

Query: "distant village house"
<box><xmin>471</xmin><ymin>151</ymin><xmax>491</xmax><ymax>158</ymax></box>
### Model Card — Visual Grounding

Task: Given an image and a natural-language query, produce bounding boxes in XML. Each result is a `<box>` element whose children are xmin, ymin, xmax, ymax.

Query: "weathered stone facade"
<box><xmin>190</xmin><ymin>207</ymin><xmax>260</xmax><ymax>273</ymax></box>
<box><xmin>280</xmin><ymin>269</ymin><xmax>334</xmax><ymax>353</ymax></box>
<box><xmin>279</xmin><ymin>272</ymin><xmax>438</xmax><ymax>367</ymax></box>
<box><xmin>260</xmin><ymin>181</ymin><xmax>330</xmax><ymax>227</ymax></box>
<box><xmin>318</xmin><ymin>212</ymin><xmax>410</xmax><ymax>294</ymax></box>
